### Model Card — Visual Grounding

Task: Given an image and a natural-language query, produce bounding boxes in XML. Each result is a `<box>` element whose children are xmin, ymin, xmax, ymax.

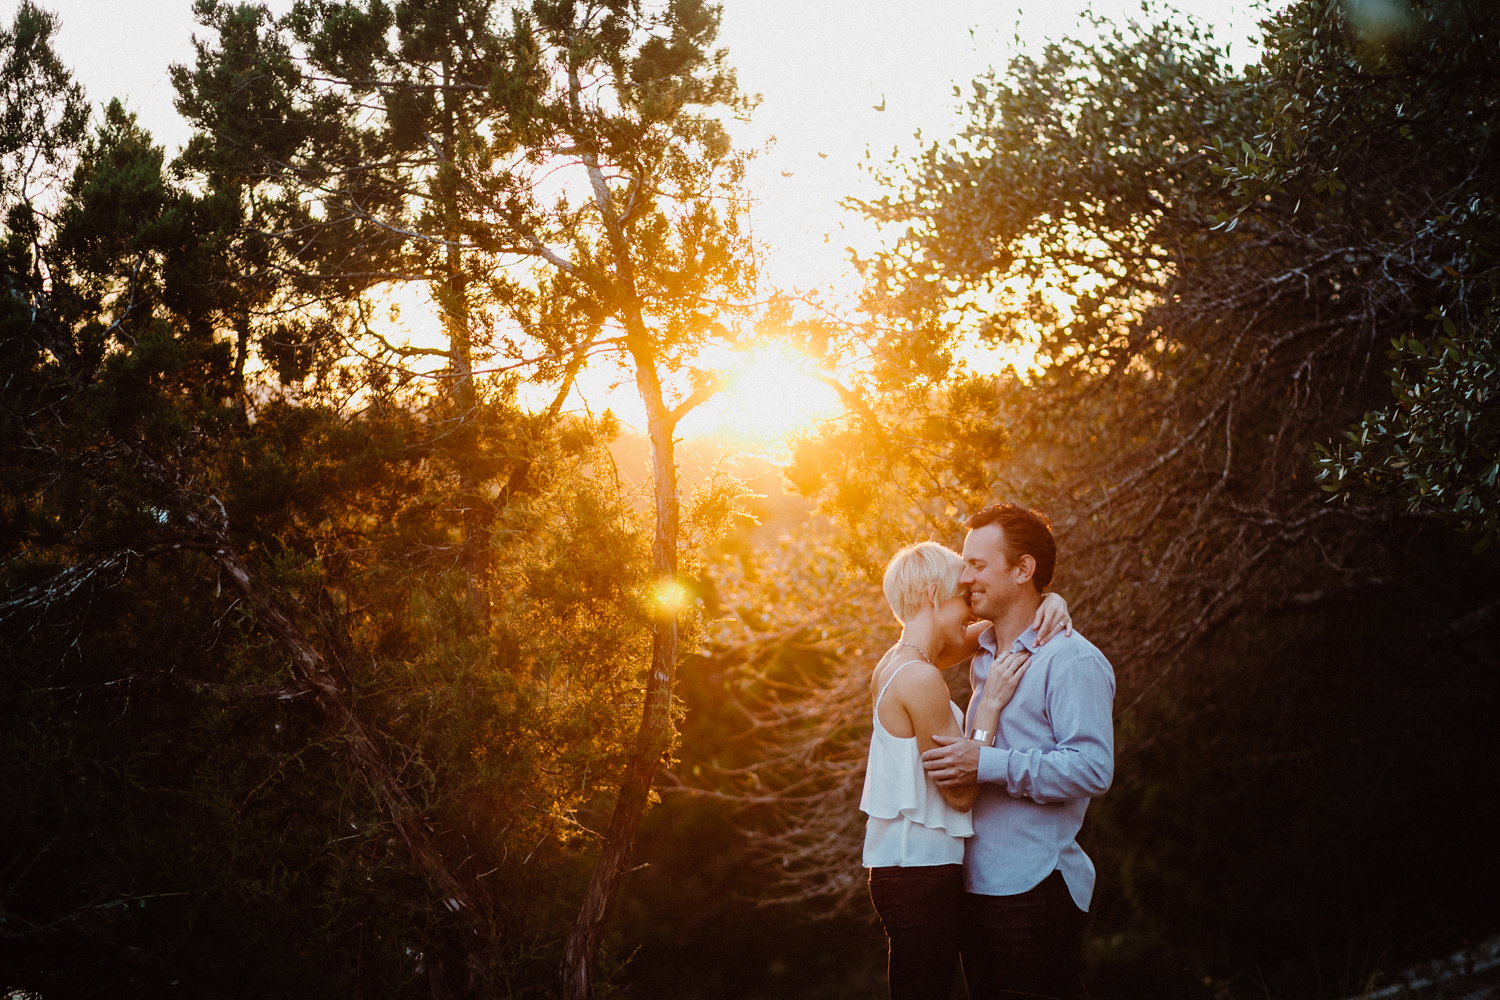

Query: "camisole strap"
<box><xmin>874</xmin><ymin>658</ymin><xmax>917</xmax><ymax>713</ymax></box>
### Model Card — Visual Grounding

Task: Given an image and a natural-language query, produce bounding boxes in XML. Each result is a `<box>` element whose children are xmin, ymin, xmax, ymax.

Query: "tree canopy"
<box><xmin>2</xmin><ymin>2</ymin><xmax>1498</xmax><ymax>999</ymax></box>
<box><xmin>1</xmin><ymin>0</ymin><xmax>762</xmax><ymax>995</ymax></box>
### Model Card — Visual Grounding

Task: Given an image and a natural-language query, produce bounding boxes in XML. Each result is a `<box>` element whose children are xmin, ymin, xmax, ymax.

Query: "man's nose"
<box><xmin>959</xmin><ymin>566</ymin><xmax>976</xmax><ymax>584</ymax></box>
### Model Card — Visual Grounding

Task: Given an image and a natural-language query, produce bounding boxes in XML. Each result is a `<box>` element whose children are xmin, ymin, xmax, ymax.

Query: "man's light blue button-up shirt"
<box><xmin>963</xmin><ymin>623</ymin><xmax>1116</xmax><ymax>911</ymax></box>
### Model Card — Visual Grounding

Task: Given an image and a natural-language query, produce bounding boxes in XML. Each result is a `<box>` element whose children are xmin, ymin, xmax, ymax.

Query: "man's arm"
<box><xmin>976</xmin><ymin>653</ymin><xmax>1114</xmax><ymax>802</ymax></box>
<box><xmin>922</xmin><ymin>650</ymin><xmax>1114</xmax><ymax>800</ymax></box>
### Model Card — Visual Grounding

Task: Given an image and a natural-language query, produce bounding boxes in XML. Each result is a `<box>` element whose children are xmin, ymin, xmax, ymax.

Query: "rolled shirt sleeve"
<box><xmin>975</xmin><ymin>651</ymin><xmax>1115</xmax><ymax>803</ymax></box>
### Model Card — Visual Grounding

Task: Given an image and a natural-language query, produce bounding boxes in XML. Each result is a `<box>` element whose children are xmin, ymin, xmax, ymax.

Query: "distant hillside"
<box><xmin>607</xmin><ymin>432</ymin><xmax>815</xmax><ymax>538</ymax></box>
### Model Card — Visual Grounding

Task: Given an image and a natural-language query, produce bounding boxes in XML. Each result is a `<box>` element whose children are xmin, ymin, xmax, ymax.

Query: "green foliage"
<box><xmin>0</xmin><ymin>25</ymin><xmax>658</xmax><ymax>998</ymax></box>
<box><xmin>0</xmin><ymin>1</ymin><xmax>773</xmax><ymax>994</ymax></box>
<box><xmin>170</xmin><ymin>0</ymin><xmax>758</xmax><ymax>387</ymax></box>
<box><xmin>0</xmin><ymin>0</ymin><xmax>86</xmax><ymax>203</ymax></box>
<box><xmin>852</xmin><ymin>8</ymin><xmax>1251</xmax><ymax>360</ymax></box>
<box><xmin>0</xmin><ymin>263</ymin><xmax>646</xmax><ymax>997</ymax></box>
<box><xmin>1214</xmin><ymin>0</ymin><xmax>1500</xmax><ymax>548</ymax></box>
<box><xmin>1216</xmin><ymin>0</ymin><xmax>1500</xmax><ymax>209</ymax></box>
<box><xmin>1314</xmin><ymin>318</ymin><xmax>1500</xmax><ymax>549</ymax></box>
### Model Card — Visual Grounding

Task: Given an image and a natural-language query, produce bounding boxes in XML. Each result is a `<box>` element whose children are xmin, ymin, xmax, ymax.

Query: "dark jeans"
<box><xmin>961</xmin><ymin>870</ymin><xmax>1087</xmax><ymax>1000</ymax></box>
<box><xmin>868</xmin><ymin>864</ymin><xmax>965</xmax><ymax>1000</ymax></box>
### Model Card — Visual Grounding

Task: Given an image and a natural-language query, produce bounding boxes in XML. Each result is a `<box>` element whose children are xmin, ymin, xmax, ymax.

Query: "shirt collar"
<box><xmin>976</xmin><ymin>624</ymin><xmax>1040</xmax><ymax>656</ymax></box>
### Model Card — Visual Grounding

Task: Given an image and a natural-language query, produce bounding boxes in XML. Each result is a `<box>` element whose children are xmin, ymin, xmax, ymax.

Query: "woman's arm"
<box><xmin>968</xmin><ymin>650</ymin><xmax>1031</xmax><ymax>743</ymax></box>
<box><xmin>1030</xmin><ymin>592</ymin><xmax>1073</xmax><ymax>646</ymax></box>
<box><xmin>891</xmin><ymin>666</ymin><xmax>981</xmax><ymax>812</ymax></box>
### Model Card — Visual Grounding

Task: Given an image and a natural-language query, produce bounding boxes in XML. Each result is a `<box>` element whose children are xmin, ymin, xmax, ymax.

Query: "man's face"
<box><xmin>960</xmin><ymin>523</ymin><xmax>1018</xmax><ymax>620</ymax></box>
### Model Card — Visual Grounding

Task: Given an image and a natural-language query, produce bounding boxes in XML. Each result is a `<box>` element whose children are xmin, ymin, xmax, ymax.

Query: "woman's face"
<box><xmin>933</xmin><ymin>587</ymin><xmax>972</xmax><ymax>647</ymax></box>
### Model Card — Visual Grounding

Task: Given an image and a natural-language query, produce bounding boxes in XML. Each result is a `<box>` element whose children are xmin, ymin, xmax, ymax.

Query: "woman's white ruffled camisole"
<box><xmin>859</xmin><ymin>660</ymin><xmax>974</xmax><ymax>868</ymax></box>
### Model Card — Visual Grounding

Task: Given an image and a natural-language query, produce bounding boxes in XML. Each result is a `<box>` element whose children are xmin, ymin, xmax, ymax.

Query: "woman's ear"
<box><xmin>928</xmin><ymin>582</ymin><xmax>939</xmax><ymax>613</ymax></box>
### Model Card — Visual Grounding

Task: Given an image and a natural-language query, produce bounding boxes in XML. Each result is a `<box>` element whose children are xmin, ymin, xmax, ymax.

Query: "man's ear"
<box><xmin>1014</xmin><ymin>554</ymin><xmax>1037</xmax><ymax>586</ymax></box>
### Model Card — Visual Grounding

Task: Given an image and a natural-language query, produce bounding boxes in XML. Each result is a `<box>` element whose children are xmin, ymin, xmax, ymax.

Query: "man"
<box><xmin>923</xmin><ymin>503</ymin><xmax>1115</xmax><ymax>1000</ymax></box>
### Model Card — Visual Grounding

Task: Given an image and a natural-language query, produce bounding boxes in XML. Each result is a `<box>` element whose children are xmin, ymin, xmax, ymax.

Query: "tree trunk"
<box><xmin>558</xmin><ymin>44</ymin><xmax>695</xmax><ymax>992</ymax></box>
<box><xmin>198</xmin><ymin>529</ymin><xmax>489</xmax><ymax>935</ymax></box>
<box><xmin>560</xmin><ymin>358</ymin><xmax>680</xmax><ymax>1000</ymax></box>
<box><xmin>439</xmin><ymin>51</ymin><xmax>490</xmax><ymax>625</ymax></box>
<box><xmin>231</xmin><ymin>311</ymin><xmax>250</xmax><ymax>428</ymax></box>
<box><xmin>447</xmin><ymin>268</ymin><xmax>491</xmax><ymax>624</ymax></box>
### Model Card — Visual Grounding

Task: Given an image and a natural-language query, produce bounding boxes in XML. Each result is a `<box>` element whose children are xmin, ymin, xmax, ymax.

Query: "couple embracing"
<box><xmin>860</xmin><ymin>503</ymin><xmax>1115</xmax><ymax>1000</ymax></box>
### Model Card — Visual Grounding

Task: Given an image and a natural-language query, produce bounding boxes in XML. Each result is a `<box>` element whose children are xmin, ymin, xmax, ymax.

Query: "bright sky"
<box><xmin>14</xmin><ymin>0</ymin><xmax>1258</xmax><ymax>443</ymax></box>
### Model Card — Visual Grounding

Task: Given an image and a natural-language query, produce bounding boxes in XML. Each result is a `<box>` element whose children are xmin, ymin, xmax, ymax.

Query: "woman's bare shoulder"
<box><xmin>885</xmin><ymin>659</ymin><xmax>950</xmax><ymax>707</ymax></box>
<box><xmin>869</xmin><ymin>645</ymin><xmax>901</xmax><ymax>686</ymax></box>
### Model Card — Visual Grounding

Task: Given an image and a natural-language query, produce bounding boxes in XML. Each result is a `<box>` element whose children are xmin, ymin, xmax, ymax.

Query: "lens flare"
<box><xmin>654</xmin><ymin>580</ymin><xmax>689</xmax><ymax>611</ymax></box>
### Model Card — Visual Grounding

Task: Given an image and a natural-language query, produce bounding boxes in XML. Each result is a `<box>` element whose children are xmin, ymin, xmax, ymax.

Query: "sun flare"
<box><xmin>675</xmin><ymin>345</ymin><xmax>844</xmax><ymax>444</ymax></box>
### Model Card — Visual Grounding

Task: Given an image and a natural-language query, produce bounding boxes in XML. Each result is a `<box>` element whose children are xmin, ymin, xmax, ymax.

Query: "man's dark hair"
<box><xmin>966</xmin><ymin>503</ymin><xmax>1056</xmax><ymax>593</ymax></box>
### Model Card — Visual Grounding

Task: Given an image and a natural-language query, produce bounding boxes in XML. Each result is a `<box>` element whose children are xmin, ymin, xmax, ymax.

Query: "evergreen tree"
<box><xmin>1</xmin><ymin>0</ymin><xmax>763</xmax><ymax>995</ymax></box>
<box><xmin>174</xmin><ymin>3</ymin><xmax>761</xmax><ymax>992</ymax></box>
<box><xmin>0</xmin><ymin>9</ymin><xmax>684</xmax><ymax>996</ymax></box>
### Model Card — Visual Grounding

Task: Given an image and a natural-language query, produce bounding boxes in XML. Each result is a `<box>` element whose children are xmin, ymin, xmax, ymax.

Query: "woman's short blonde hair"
<box><xmin>882</xmin><ymin>541</ymin><xmax>965</xmax><ymax>624</ymax></box>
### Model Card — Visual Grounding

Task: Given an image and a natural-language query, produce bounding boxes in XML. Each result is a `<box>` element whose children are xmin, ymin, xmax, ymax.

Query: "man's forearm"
<box><xmin>977</xmin><ymin>651</ymin><xmax>1115</xmax><ymax>802</ymax></box>
<box><xmin>977</xmin><ymin>744</ymin><xmax>1113</xmax><ymax>803</ymax></box>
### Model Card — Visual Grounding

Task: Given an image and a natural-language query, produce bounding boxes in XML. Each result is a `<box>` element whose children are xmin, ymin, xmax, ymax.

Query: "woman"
<box><xmin>860</xmin><ymin>541</ymin><xmax>1071</xmax><ymax>1000</ymax></box>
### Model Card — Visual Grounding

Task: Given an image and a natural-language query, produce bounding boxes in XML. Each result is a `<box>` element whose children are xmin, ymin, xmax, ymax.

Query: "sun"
<box><xmin>675</xmin><ymin>345</ymin><xmax>844</xmax><ymax>444</ymax></box>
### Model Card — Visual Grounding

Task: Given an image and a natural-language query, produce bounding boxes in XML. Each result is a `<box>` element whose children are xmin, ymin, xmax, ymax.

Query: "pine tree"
<box><xmin>0</xmin><ymin>7</ymin><xmax>688</xmax><ymax>994</ymax></box>
<box><xmin>0</xmin><ymin>1</ymin><xmax>763</xmax><ymax>994</ymax></box>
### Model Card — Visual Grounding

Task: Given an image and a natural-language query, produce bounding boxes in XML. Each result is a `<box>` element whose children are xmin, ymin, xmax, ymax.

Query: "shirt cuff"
<box><xmin>977</xmin><ymin>745</ymin><xmax>1010</xmax><ymax>785</ymax></box>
